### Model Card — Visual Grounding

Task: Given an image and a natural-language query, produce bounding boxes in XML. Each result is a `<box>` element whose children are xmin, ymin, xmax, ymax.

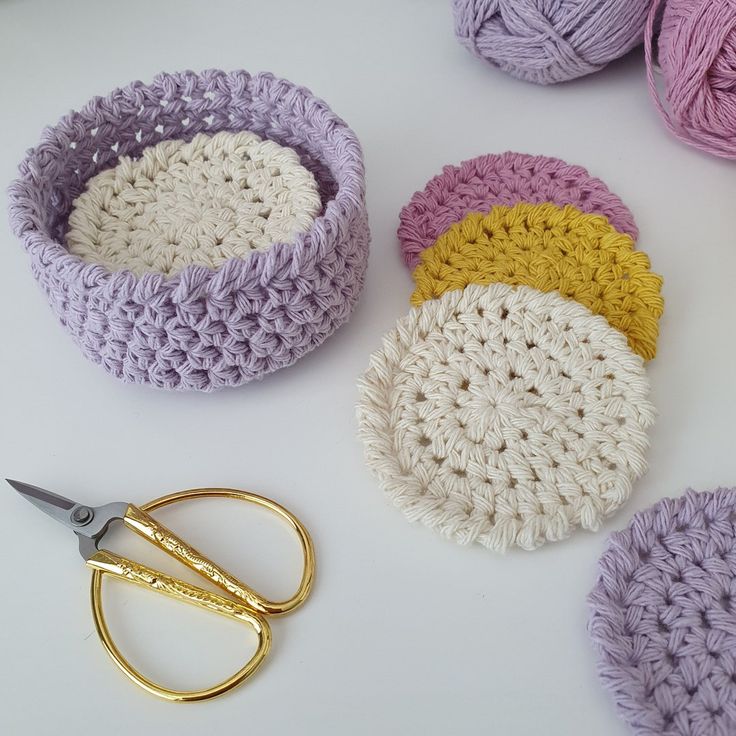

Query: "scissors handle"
<box><xmin>88</xmin><ymin>488</ymin><xmax>315</xmax><ymax>702</ymax></box>
<box><xmin>87</xmin><ymin>550</ymin><xmax>271</xmax><ymax>626</ymax></box>
<box><xmin>87</xmin><ymin>550</ymin><xmax>271</xmax><ymax>702</ymax></box>
<box><xmin>122</xmin><ymin>495</ymin><xmax>313</xmax><ymax>615</ymax></box>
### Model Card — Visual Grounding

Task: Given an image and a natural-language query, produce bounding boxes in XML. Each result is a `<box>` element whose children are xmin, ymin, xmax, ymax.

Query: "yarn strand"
<box><xmin>453</xmin><ymin>0</ymin><xmax>651</xmax><ymax>85</ymax></box>
<box><xmin>645</xmin><ymin>0</ymin><xmax>736</xmax><ymax>158</ymax></box>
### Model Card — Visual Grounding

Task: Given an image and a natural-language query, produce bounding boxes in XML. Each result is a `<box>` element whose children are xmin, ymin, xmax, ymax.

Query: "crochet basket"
<box><xmin>8</xmin><ymin>69</ymin><xmax>370</xmax><ymax>390</ymax></box>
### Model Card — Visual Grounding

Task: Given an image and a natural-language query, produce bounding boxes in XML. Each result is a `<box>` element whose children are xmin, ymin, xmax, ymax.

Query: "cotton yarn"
<box><xmin>411</xmin><ymin>203</ymin><xmax>664</xmax><ymax>361</ymax></box>
<box><xmin>357</xmin><ymin>283</ymin><xmax>654</xmax><ymax>552</ymax></box>
<box><xmin>8</xmin><ymin>69</ymin><xmax>370</xmax><ymax>391</ymax></box>
<box><xmin>645</xmin><ymin>0</ymin><xmax>736</xmax><ymax>159</ymax></box>
<box><xmin>398</xmin><ymin>152</ymin><xmax>638</xmax><ymax>270</ymax></box>
<box><xmin>589</xmin><ymin>488</ymin><xmax>736</xmax><ymax>735</ymax></box>
<box><xmin>452</xmin><ymin>0</ymin><xmax>652</xmax><ymax>84</ymax></box>
<box><xmin>359</xmin><ymin>154</ymin><xmax>658</xmax><ymax>551</ymax></box>
<box><xmin>66</xmin><ymin>131</ymin><xmax>321</xmax><ymax>277</ymax></box>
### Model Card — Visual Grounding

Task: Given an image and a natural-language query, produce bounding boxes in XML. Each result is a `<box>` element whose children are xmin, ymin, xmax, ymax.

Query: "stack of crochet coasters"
<box><xmin>357</xmin><ymin>153</ymin><xmax>663</xmax><ymax>552</ymax></box>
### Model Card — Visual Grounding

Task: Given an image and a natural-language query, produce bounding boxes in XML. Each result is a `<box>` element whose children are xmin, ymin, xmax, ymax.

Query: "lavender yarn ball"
<box><xmin>8</xmin><ymin>69</ymin><xmax>370</xmax><ymax>391</ymax></box>
<box><xmin>452</xmin><ymin>0</ymin><xmax>652</xmax><ymax>84</ymax></box>
<box><xmin>589</xmin><ymin>488</ymin><xmax>736</xmax><ymax>735</ymax></box>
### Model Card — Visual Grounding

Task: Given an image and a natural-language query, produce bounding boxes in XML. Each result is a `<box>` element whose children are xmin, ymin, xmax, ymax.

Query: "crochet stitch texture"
<box><xmin>589</xmin><ymin>488</ymin><xmax>736</xmax><ymax>736</ymax></box>
<box><xmin>398</xmin><ymin>152</ymin><xmax>638</xmax><ymax>269</ymax></box>
<box><xmin>357</xmin><ymin>283</ymin><xmax>655</xmax><ymax>552</ymax></box>
<box><xmin>411</xmin><ymin>203</ymin><xmax>664</xmax><ymax>361</ymax></box>
<box><xmin>66</xmin><ymin>131</ymin><xmax>321</xmax><ymax>276</ymax></box>
<box><xmin>7</xmin><ymin>69</ymin><xmax>369</xmax><ymax>391</ymax></box>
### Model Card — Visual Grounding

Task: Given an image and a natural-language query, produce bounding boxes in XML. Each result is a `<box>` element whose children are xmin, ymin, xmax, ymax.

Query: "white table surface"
<box><xmin>1</xmin><ymin>1</ymin><xmax>735</xmax><ymax>734</ymax></box>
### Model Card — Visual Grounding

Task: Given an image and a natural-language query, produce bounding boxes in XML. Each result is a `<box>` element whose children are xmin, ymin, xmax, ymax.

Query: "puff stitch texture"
<box><xmin>411</xmin><ymin>203</ymin><xmax>663</xmax><ymax>361</ymax></box>
<box><xmin>589</xmin><ymin>488</ymin><xmax>736</xmax><ymax>735</ymax></box>
<box><xmin>7</xmin><ymin>69</ymin><xmax>370</xmax><ymax>390</ymax></box>
<box><xmin>398</xmin><ymin>152</ymin><xmax>638</xmax><ymax>269</ymax></box>
<box><xmin>357</xmin><ymin>283</ymin><xmax>655</xmax><ymax>552</ymax></box>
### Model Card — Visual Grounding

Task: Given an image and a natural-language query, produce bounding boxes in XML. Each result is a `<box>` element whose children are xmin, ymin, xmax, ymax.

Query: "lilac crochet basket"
<box><xmin>8</xmin><ymin>69</ymin><xmax>370</xmax><ymax>390</ymax></box>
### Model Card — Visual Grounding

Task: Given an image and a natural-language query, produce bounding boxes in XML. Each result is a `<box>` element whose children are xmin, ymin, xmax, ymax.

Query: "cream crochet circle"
<box><xmin>357</xmin><ymin>283</ymin><xmax>655</xmax><ymax>552</ymax></box>
<box><xmin>65</xmin><ymin>131</ymin><xmax>321</xmax><ymax>276</ymax></box>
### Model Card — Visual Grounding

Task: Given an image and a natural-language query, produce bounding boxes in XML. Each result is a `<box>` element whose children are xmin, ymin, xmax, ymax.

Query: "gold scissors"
<box><xmin>7</xmin><ymin>480</ymin><xmax>315</xmax><ymax>702</ymax></box>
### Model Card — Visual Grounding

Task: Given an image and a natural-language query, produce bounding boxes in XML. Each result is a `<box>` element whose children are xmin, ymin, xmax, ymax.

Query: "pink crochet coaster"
<box><xmin>589</xmin><ymin>488</ymin><xmax>736</xmax><ymax>735</ymax></box>
<box><xmin>398</xmin><ymin>152</ymin><xmax>639</xmax><ymax>270</ymax></box>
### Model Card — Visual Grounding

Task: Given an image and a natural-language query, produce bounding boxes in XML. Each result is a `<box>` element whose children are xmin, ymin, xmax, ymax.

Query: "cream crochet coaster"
<box><xmin>357</xmin><ymin>283</ymin><xmax>655</xmax><ymax>551</ymax></box>
<box><xmin>66</xmin><ymin>131</ymin><xmax>321</xmax><ymax>276</ymax></box>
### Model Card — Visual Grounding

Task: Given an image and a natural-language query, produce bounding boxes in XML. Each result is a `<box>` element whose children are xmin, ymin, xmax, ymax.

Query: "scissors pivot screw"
<box><xmin>71</xmin><ymin>506</ymin><xmax>94</xmax><ymax>526</ymax></box>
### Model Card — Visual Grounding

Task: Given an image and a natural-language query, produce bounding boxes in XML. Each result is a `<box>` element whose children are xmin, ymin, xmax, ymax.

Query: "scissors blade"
<box><xmin>7</xmin><ymin>479</ymin><xmax>130</xmax><ymax>559</ymax></box>
<box><xmin>7</xmin><ymin>479</ymin><xmax>86</xmax><ymax>530</ymax></box>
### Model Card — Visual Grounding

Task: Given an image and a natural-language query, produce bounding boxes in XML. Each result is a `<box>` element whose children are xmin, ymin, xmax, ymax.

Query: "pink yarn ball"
<box><xmin>646</xmin><ymin>0</ymin><xmax>736</xmax><ymax>158</ymax></box>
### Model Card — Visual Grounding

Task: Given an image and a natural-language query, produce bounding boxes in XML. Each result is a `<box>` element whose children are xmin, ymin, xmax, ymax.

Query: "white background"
<box><xmin>1</xmin><ymin>1</ymin><xmax>735</xmax><ymax>734</ymax></box>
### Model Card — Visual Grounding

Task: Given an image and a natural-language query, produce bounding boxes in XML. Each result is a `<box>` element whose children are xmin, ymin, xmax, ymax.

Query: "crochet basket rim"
<box><xmin>7</xmin><ymin>68</ymin><xmax>366</xmax><ymax>300</ymax></box>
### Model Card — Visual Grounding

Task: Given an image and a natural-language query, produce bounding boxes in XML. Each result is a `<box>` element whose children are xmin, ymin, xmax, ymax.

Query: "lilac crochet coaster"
<box><xmin>398</xmin><ymin>152</ymin><xmax>638</xmax><ymax>270</ymax></box>
<box><xmin>8</xmin><ymin>69</ymin><xmax>370</xmax><ymax>391</ymax></box>
<box><xmin>589</xmin><ymin>488</ymin><xmax>736</xmax><ymax>736</ymax></box>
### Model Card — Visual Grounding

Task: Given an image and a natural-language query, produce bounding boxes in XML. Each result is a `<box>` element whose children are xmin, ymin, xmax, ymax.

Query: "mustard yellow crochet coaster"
<box><xmin>411</xmin><ymin>203</ymin><xmax>664</xmax><ymax>360</ymax></box>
